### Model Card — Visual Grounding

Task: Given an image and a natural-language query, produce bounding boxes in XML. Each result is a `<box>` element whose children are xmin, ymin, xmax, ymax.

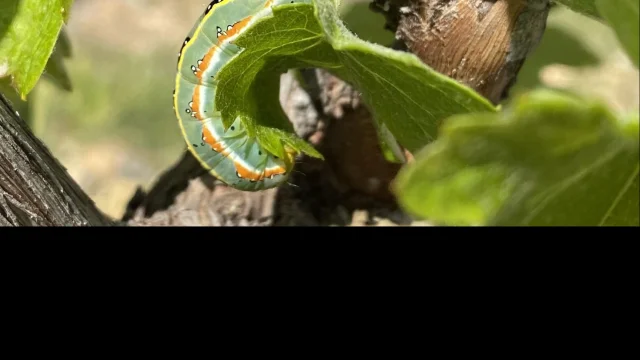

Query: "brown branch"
<box><xmin>0</xmin><ymin>93</ymin><xmax>112</xmax><ymax>226</ymax></box>
<box><xmin>372</xmin><ymin>0</ymin><xmax>550</xmax><ymax>104</ymax></box>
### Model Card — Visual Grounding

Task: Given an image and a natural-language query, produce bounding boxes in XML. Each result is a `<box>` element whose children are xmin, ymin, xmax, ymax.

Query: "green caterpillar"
<box><xmin>173</xmin><ymin>0</ymin><xmax>313</xmax><ymax>191</ymax></box>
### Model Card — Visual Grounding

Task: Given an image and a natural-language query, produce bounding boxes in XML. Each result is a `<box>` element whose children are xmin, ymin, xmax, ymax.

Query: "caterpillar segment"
<box><xmin>173</xmin><ymin>0</ymin><xmax>311</xmax><ymax>191</ymax></box>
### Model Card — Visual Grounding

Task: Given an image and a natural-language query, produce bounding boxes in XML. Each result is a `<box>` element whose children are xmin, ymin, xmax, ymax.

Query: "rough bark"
<box><xmin>372</xmin><ymin>0</ymin><xmax>550</xmax><ymax>104</ymax></box>
<box><xmin>0</xmin><ymin>93</ymin><xmax>112</xmax><ymax>226</ymax></box>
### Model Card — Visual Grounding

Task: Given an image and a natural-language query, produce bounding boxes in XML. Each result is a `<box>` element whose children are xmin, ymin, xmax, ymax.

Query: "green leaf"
<box><xmin>596</xmin><ymin>0</ymin><xmax>639</xmax><ymax>67</ymax></box>
<box><xmin>0</xmin><ymin>0</ymin><xmax>74</xmax><ymax>99</ymax></box>
<box><xmin>215</xmin><ymin>1</ymin><xmax>496</xmax><ymax>159</ymax></box>
<box><xmin>394</xmin><ymin>90</ymin><xmax>640</xmax><ymax>226</ymax></box>
<box><xmin>554</xmin><ymin>0</ymin><xmax>601</xmax><ymax>18</ymax></box>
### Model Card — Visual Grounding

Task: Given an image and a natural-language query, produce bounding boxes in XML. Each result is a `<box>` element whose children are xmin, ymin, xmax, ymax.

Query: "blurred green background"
<box><xmin>0</xmin><ymin>0</ymin><xmax>637</xmax><ymax>219</ymax></box>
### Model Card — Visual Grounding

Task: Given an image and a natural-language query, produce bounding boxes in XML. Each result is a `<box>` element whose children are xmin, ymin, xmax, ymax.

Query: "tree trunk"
<box><xmin>0</xmin><ymin>93</ymin><xmax>112</xmax><ymax>226</ymax></box>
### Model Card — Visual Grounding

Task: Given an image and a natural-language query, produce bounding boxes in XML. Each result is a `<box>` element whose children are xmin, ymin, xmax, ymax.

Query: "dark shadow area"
<box><xmin>0</xmin><ymin>2</ymin><xmax>18</xmax><ymax>39</ymax></box>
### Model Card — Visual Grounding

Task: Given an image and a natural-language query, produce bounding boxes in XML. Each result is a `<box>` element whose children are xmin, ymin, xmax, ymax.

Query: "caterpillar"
<box><xmin>173</xmin><ymin>0</ymin><xmax>313</xmax><ymax>191</ymax></box>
